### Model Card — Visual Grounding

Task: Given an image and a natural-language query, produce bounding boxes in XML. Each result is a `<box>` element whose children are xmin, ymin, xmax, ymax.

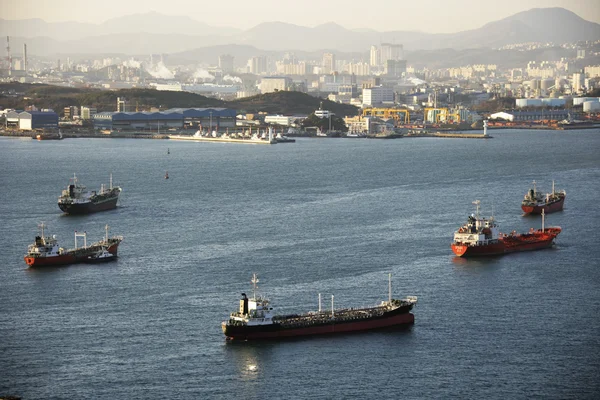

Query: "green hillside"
<box><xmin>0</xmin><ymin>83</ymin><xmax>359</xmax><ymax>117</ymax></box>
<box><xmin>230</xmin><ymin>91</ymin><xmax>359</xmax><ymax>116</ymax></box>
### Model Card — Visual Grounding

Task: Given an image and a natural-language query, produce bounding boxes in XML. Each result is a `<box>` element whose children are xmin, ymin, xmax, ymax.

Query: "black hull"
<box><xmin>58</xmin><ymin>197</ymin><xmax>118</xmax><ymax>214</ymax></box>
<box><xmin>224</xmin><ymin>304</ymin><xmax>414</xmax><ymax>340</ymax></box>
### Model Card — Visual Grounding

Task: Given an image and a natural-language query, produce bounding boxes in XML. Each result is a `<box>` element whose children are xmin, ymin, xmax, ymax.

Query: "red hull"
<box><xmin>226</xmin><ymin>312</ymin><xmax>414</xmax><ymax>340</ymax></box>
<box><xmin>521</xmin><ymin>195</ymin><xmax>565</xmax><ymax>215</ymax></box>
<box><xmin>451</xmin><ymin>242</ymin><xmax>505</xmax><ymax>257</ymax></box>
<box><xmin>452</xmin><ymin>228</ymin><xmax>561</xmax><ymax>257</ymax></box>
<box><xmin>24</xmin><ymin>242</ymin><xmax>120</xmax><ymax>267</ymax></box>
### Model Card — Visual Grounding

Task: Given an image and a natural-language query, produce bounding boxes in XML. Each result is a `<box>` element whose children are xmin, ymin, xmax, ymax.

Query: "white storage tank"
<box><xmin>540</xmin><ymin>79</ymin><xmax>554</xmax><ymax>91</ymax></box>
<box><xmin>583</xmin><ymin>101</ymin><xmax>600</xmax><ymax>113</ymax></box>
<box><xmin>573</xmin><ymin>97</ymin><xmax>596</xmax><ymax>106</ymax></box>
<box><xmin>516</xmin><ymin>98</ymin><xmax>543</xmax><ymax>108</ymax></box>
<box><xmin>541</xmin><ymin>98</ymin><xmax>566</xmax><ymax>107</ymax></box>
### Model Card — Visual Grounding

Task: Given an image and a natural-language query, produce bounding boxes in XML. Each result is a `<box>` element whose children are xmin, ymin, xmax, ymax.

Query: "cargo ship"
<box><xmin>521</xmin><ymin>180</ymin><xmax>566</xmax><ymax>215</ymax></box>
<box><xmin>58</xmin><ymin>174</ymin><xmax>121</xmax><ymax>214</ymax></box>
<box><xmin>451</xmin><ymin>200</ymin><xmax>561</xmax><ymax>257</ymax></box>
<box><xmin>222</xmin><ymin>274</ymin><xmax>417</xmax><ymax>340</ymax></box>
<box><xmin>24</xmin><ymin>223</ymin><xmax>122</xmax><ymax>267</ymax></box>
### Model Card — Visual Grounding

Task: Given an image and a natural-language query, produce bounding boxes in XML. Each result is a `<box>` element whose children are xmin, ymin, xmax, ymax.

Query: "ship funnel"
<box><xmin>240</xmin><ymin>293</ymin><xmax>249</xmax><ymax>315</ymax></box>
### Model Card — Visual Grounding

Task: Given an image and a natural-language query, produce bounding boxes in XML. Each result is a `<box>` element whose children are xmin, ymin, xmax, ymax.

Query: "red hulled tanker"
<box><xmin>222</xmin><ymin>274</ymin><xmax>417</xmax><ymax>340</ymax></box>
<box><xmin>451</xmin><ymin>200</ymin><xmax>561</xmax><ymax>257</ymax></box>
<box><xmin>24</xmin><ymin>223</ymin><xmax>122</xmax><ymax>267</ymax></box>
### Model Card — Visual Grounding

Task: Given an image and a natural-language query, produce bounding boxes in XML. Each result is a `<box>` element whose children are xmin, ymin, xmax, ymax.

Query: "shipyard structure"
<box><xmin>92</xmin><ymin>108</ymin><xmax>237</xmax><ymax>132</ymax></box>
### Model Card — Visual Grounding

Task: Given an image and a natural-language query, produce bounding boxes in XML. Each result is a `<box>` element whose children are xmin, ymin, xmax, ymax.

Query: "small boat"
<box><xmin>86</xmin><ymin>248</ymin><xmax>116</xmax><ymax>263</ymax></box>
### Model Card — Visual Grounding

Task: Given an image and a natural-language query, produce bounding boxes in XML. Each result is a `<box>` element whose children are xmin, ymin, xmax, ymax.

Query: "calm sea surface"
<box><xmin>1</xmin><ymin>130</ymin><xmax>599</xmax><ymax>399</ymax></box>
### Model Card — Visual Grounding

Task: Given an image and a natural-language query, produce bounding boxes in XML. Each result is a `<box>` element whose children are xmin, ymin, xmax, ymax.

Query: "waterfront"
<box><xmin>1</xmin><ymin>129</ymin><xmax>599</xmax><ymax>399</ymax></box>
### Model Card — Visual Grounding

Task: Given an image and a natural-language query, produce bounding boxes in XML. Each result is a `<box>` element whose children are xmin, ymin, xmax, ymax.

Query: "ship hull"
<box><xmin>58</xmin><ymin>196</ymin><xmax>119</xmax><ymax>214</ymax></box>
<box><xmin>24</xmin><ymin>242</ymin><xmax>120</xmax><ymax>267</ymax></box>
<box><xmin>451</xmin><ymin>242</ymin><xmax>505</xmax><ymax>257</ymax></box>
<box><xmin>223</xmin><ymin>310</ymin><xmax>414</xmax><ymax>340</ymax></box>
<box><xmin>452</xmin><ymin>229</ymin><xmax>560</xmax><ymax>257</ymax></box>
<box><xmin>521</xmin><ymin>195</ymin><xmax>565</xmax><ymax>215</ymax></box>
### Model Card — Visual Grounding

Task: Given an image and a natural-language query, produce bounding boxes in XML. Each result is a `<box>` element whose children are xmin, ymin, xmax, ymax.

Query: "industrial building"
<box><xmin>6</xmin><ymin>111</ymin><xmax>59</xmax><ymax>130</ymax></box>
<box><xmin>92</xmin><ymin>108</ymin><xmax>237</xmax><ymax>131</ymax></box>
<box><xmin>362</xmin><ymin>86</ymin><xmax>394</xmax><ymax>106</ymax></box>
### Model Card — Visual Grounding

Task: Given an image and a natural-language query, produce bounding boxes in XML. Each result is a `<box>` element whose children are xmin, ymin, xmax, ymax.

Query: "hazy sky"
<box><xmin>2</xmin><ymin>0</ymin><xmax>599</xmax><ymax>32</ymax></box>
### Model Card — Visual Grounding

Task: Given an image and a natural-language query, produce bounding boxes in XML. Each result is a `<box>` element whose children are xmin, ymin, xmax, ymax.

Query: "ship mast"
<box><xmin>331</xmin><ymin>295</ymin><xmax>334</xmax><ymax>318</ymax></box>
<box><xmin>110</xmin><ymin>173</ymin><xmax>113</xmax><ymax>190</ymax></box>
<box><xmin>388</xmin><ymin>273</ymin><xmax>392</xmax><ymax>304</ymax></box>
<box><xmin>251</xmin><ymin>273</ymin><xmax>259</xmax><ymax>300</ymax></box>
<box><xmin>105</xmin><ymin>224</ymin><xmax>109</xmax><ymax>242</ymax></box>
<box><xmin>552</xmin><ymin>180</ymin><xmax>555</xmax><ymax>195</ymax></box>
<box><xmin>472</xmin><ymin>200</ymin><xmax>481</xmax><ymax>219</ymax></box>
<box><xmin>39</xmin><ymin>221</ymin><xmax>45</xmax><ymax>238</ymax></box>
<box><xmin>318</xmin><ymin>293</ymin><xmax>322</xmax><ymax>312</ymax></box>
<box><xmin>541</xmin><ymin>209</ymin><xmax>545</xmax><ymax>232</ymax></box>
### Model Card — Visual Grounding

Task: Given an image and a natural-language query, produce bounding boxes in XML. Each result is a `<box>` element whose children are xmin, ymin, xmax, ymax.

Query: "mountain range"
<box><xmin>2</xmin><ymin>8</ymin><xmax>599</xmax><ymax>57</ymax></box>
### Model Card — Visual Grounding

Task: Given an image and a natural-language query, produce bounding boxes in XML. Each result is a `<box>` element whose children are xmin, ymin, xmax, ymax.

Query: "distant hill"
<box><xmin>0</xmin><ymin>12</ymin><xmax>239</xmax><ymax>41</ymax></box>
<box><xmin>0</xmin><ymin>84</ymin><xmax>359</xmax><ymax>117</ymax></box>
<box><xmin>2</xmin><ymin>8</ymin><xmax>598</xmax><ymax>55</ymax></box>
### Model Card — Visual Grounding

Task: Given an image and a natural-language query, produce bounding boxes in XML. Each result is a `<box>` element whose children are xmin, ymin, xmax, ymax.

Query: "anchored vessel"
<box><xmin>35</xmin><ymin>131</ymin><xmax>63</xmax><ymax>140</ymax></box>
<box><xmin>451</xmin><ymin>200</ymin><xmax>562</xmax><ymax>257</ymax></box>
<box><xmin>169</xmin><ymin>127</ymin><xmax>276</xmax><ymax>144</ymax></box>
<box><xmin>24</xmin><ymin>223</ymin><xmax>123</xmax><ymax>267</ymax></box>
<box><xmin>522</xmin><ymin>180</ymin><xmax>566</xmax><ymax>215</ymax></box>
<box><xmin>222</xmin><ymin>274</ymin><xmax>417</xmax><ymax>340</ymax></box>
<box><xmin>58</xmin><ymin>174</ymin><xmax>121</xmax><ymax>214</ymax></box>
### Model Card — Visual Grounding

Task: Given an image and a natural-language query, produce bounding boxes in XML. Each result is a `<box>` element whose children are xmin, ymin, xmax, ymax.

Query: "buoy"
<box><xmin>165</xmin><ymin>171</ymin><xmax>169</xmax><ymax>179</ymax></box>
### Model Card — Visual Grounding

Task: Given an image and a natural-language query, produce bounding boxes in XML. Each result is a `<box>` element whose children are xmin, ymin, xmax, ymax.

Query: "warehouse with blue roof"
<box><xmin>93</xmin><ymin>108</ymin><xmax>237</xmax><ymax>131</ymax></box>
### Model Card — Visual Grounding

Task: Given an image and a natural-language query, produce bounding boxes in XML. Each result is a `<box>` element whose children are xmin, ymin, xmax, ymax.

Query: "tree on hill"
<box><xmin>301</xmin><ymin>113</ymin><xmax>348</xmax><ymax>132</ymax></box>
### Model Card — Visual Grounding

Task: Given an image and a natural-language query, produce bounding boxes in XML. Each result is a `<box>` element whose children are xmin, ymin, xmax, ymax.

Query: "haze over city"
<box><xmin>2</xmin><ymin>0</ymin><xmax>600</xmax><ymax>32</ymax></box>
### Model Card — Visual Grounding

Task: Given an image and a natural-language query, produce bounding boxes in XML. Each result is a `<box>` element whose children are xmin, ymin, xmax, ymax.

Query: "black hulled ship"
<box><xmin>222</xmin><ymin>274</ymin><xmax>417</xmax><ymax>341</ymax></box>
<box><xmin>58</xmin><ymin>174</ymin><xmax>122</xmax><ymax>214</ymax></box>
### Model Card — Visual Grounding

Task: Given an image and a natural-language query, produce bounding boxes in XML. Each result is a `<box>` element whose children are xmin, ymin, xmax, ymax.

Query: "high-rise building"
<box><xmin>219</xmin><ymin>54</ymin><xmax>234</xmax><ymax>73</ymax></box>
<box><xmin>23</xmin><ymin>43</ymin><xmax>27</xmax><ymax>73</ymax></box>
<box><xmin>370</xmin><ymin>45</ymin><xmax>380</xmax><ymax>67</ymax></box>
<box><xmin>385</xmin><ymin>60</ymin><xmax>407</xmax><ymax>77</ymax></box>
<box><xmin>63</xmin><ymin>106</ymin><xmax>79</xmax><ymax>119</ymax></box>
<box><xmin>380</xmin><ymin>43</ymin><xmax>403</xmax><ymax>63</ymax></box>
<box><xmin>322</xmin><ymin>53</ymin><xmax>336</xmax><ymax>74</ymax></box>
<box><xmin>259</xmin><ymin>77</ymin><xmax>293</xmax><ymax>94</ymax></box>
<box><xmin>117</xmin><ymin>97</ymin><xmax>128</xmax><ymax>112</ymax></box>
<box><xmin>572</xmin><ymin>72</ymin><xmax>585</xmax><ymax>93</ymax></box>
<box><xmin>80</xmin><ymin>106</ymin><xmax>98</xmax><ymax>120</ymax></box>
<box><xmin>249</xmin><ymin>56</ymin><xmax>267</xmax><ymax>74</ymax></box>
<box><xmin>362</xmin><ymin>86</ymin><xmax>394</xmax><ymax>106</ymax></box>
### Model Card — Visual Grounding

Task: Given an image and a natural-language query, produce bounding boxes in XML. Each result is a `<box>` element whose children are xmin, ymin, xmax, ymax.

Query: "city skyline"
<box><xmin>2</xmin><ymin>0</ymin><xmax>599</xmax><ymax>33</ymax></box>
